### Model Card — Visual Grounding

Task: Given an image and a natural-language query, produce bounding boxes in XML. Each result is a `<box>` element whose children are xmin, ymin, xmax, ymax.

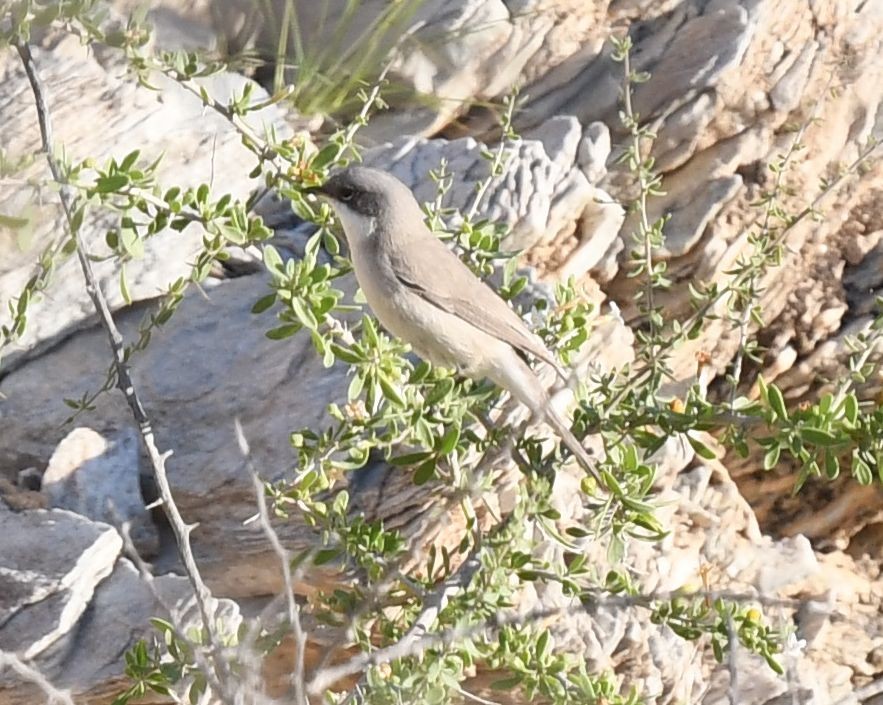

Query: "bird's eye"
<box><xmin>338</xmin><ymin>187</ymin><xmax>356</xmax><ymax>202</ymax></box>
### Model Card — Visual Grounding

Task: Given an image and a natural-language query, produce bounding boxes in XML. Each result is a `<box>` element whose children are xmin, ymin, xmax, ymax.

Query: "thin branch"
<box><xmin>116</xmin><ymin>523</ymin><xmax>230</xmax><ymax>703</ymax></box>
<box><xmin>621</xmin><ymin>42</ymin><xmax>659</xmax><ymax>373</ymax></box>
<box><xmin>307</xmin><ymin>543</ymin><xmax>484</xmax><ymax>697</ymax></box>
<box><xmin>236</xmin><ymin>419</ymin><xmax>309</xmax><ymax>705</ymax></box>
<box><xmin>728</xmin><ymin>68</ymin><xmax>835</xmax><ymax>409</ymax></box>
<box><xmin>14</xmin><ymin>39</ymin><xmax>232</xmax><ymax>702</ymax></box>
<box><xmin>310</xmin><ymin>582</ymin><xmax>802</xmax><ymax>700</ymax></box>
<box><xmin>0</xmin><ymin>650</ymin><xmax>75</xmax><ymax>705</ymax></box>
<box><xmin>455</xmin><ymin>685</ymin><xmax>502</xmax><ymax>705</ymax></box>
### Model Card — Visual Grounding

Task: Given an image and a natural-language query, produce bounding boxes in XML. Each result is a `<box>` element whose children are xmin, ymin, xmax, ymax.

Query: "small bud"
<box><xmin>669</xmin><ymin>398</ymin><xmax>685</xmax><ymax>414</ymax></box>
<box><xmin>695</xmin><ymin>350</ymin><xmax>712</xmax><ymax>368</ymax></box>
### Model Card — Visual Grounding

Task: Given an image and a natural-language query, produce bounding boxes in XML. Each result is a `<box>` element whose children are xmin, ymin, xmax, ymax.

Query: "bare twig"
<box><xmin>310</xmin><ymin>580</ymin><xmax>801</xmax><ymax>700</ymax></box>
<box><xmin>0</xmin><ymin>650</ymin><xmax>75</xmax><ymax>705</ymax></box>
<box><xmin>726</xmin><ymin>613</ymin><xmax>739</xmax><ymax>705</ymax></box>
<box><xmin>236</xmin><ymin>419</ymin><xmax>309</xmax><ymax>705</ymax></box>
<box><xmin>116</xmin><ymin>523</ymin><xmax>230</xmax><ymax>703</ymax></box>
<box><xmin>455</xmin><ymin>685</ymin><xmax>502</xmax><ymax>705</ymax></box>
<box><xmin>728</xmin><ymin>68</ymin><xmax>835</xmax><ymax>409</ymax></box>
<box><xmin>14</xmin><ymin>39</ymin><xmax>232</xmax><ymax>702</ymax></box>
<box><xmin>307</xmin><ymin>542</ymin><xmax>484</xmax><ymax>697</ymax></box>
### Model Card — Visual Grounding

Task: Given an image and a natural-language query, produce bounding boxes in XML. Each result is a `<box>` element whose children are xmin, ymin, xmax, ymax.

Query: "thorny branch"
<box><xmin>307</xmin><ymin>542</ymin><xmax>485</xmax><ymax>697</ymax></box>
<box><xmin>14</xmin><ymin>39</ymin><xmax>235</xmax><ymax>703</ymax></box>
<box><xmin>236</xmin><ymin>419</ymin><xmax>309</xmax><ymax>705</ymax></box>
<box><xmin>309</xmin><ymin>579</ymin><xmax>805</xmax><ymax>699</ymax></box>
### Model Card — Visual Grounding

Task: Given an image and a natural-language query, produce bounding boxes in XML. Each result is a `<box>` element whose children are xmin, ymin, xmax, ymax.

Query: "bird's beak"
<box><xmin>302</xmin><ymin>184</ymin><xmax>329</xmax><ymax>199</ymax></box>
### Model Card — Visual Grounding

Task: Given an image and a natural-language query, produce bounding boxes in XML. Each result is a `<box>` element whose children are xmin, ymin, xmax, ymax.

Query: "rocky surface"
<box><xmin>2</xmin><ymin>0</ymin><xmax>883</xmax><ymax>703</ymax></box>
<box><xmin>0</xmin><ymin>504</ymin><xmax>241</xmax><ymax>705</ymax></box>
<box><xmin>0</xmin><ymin>30</ymin><xmax>291</xmax><ymax>365</ymax></box>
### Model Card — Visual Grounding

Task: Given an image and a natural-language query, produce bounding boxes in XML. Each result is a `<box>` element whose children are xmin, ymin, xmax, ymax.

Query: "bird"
<box><xmin>305</xmin><ymin>166</ymin><xmax>599</xmax><ymax>482</ymax></box>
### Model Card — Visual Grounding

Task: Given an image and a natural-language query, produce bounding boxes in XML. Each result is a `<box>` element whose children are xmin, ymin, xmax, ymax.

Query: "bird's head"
<box><xmin>305</xmin><ymin>166</ymin><xmax>419</xmax><ymax>241</ymax></box>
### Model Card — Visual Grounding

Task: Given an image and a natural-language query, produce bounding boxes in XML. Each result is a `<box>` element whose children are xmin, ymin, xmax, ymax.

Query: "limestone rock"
<box><xmin>0</xmin><ymin>505</ymin><xmax>122</xmax><ymax>660</ymax></box>
<box><xmin>359</xmin><ymin>120</ymin><xmax>622</xmax><ymax>279</ymax></box>
<box><xmin>42</xmin><ymin>427</ymin><xmax>158</xmax><ymax>557</ymax></box>
<box><xmin>2</xmin><ymin>0</ymin><xmax>883</xmax><ymax>703</ymax></box>
<box><xmin>0</xmin><ymin>32</ymin><xmax>290</xmax><ymax>364</ymax></box>
<box><xmin>0</xmin><ymin>274</ymin><xmax>340</xmax><ymax>597</ymax></box>
<box><xmin>0</xmin><ymin>515</ymin><xmax>241</xmax><ymax>705</ymax></box>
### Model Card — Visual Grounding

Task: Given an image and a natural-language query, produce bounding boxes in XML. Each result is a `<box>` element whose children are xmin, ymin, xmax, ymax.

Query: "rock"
<box><xmin>577</xmin><ymin>121</ymin><xmax>612</xmax><ymax>184</ymax></box>
<box><xmin>555</xmin><ymin>190</ymin><xmax>625</xmax><ymax>280</ymax></box>
<box><xmin>0</xmin><ymin>477</ymin><xmax>46</xmax><ymax>512</ymax></box>
<box><xmin>524</xmin><ymin>115</ymin><xmax>584</xmax><ymax>173</ymax></box>
<box><xmin>358</xmin><ymin>127</ymin><xmax>617</xmax><ymax>277</ymax></box>
<box><xmin>42</xmin><ymin>427</ymin><xmax>158</xmax><ymax>557</ymax></box>
<box><xmin>632</xmin><ymin>6</ymin><xmax>752</xmax><ymax>120</ymax></box>
<box><xmin>1</xmin><ymin>541</ymin><xmax>241</xmax><ymax>705</ymax></box>
<box><xmin>0</xmin><ymin>505</ymin><xmax>122</xmax><ymax>659</ymax></box>
<box><xmin>0</xmin><ymin>32</ymin><xmax>291</xmax><ymax>365</ymax></box>
<box><xmin>16</xmin><ymin>467</ymin><xmax>42</xmax><ymax>491</ymax></box>
<box><xmin>0</xmin><ymin>273</ymin><xmax>340</xmax><ymax>597</ymax></box>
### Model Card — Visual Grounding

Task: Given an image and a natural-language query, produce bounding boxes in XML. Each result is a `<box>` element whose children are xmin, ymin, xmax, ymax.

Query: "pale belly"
<box><xmin>349</xmin><ymin>242</ymin><xmax>508</xmax><ymax>378</ymax></box>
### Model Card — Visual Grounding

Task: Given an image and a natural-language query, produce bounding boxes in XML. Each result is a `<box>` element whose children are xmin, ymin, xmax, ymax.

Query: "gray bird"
<box><xmin>307</xmin><ymin>166</ymin><xmax>598</xmax><ymax>481</ymax></box>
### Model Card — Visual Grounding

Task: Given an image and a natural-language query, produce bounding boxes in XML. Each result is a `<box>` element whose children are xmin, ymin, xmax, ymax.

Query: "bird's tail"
<box><xmin>543</xmin><ymin>406</ymin><xmax>601</xmax><ymax>484</ymax></box>
<box><xmin>492</xmin><ymin>354</ymin><xmax>600</xmax><ymax>484</ymax></box>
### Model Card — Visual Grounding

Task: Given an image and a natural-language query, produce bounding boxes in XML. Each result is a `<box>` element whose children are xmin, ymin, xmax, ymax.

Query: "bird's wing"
<box><xmin>387</xmin><ymin>233</ymin><xmax>566</xmax><ymax>379</ymax></box>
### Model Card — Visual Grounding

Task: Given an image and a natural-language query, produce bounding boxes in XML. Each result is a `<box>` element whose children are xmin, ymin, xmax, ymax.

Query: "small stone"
<box><xmin>17</xmin><ymin>466</ymin><xmax>42</xmax><ymax>491</ymax></box>
<box><xmin>577</xmin><ymin>121</ymin><xmax>612</xmax><ymax>183</ymax></box>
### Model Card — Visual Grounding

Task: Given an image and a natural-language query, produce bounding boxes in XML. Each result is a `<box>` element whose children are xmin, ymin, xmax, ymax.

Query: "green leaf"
<box><xmin>120</xmin><ymin>149</ymin><xmax>141</xmax><ymax>171</ymax></box>
<box><xmin>436</xmin><ymin>426</ymin><xmax>460</xmax><ymax>455</ymax></box>
<box><xmin>70</xmin><ymin>205</ymin><xmax>85</xmax><ymax>234</ymax></box>
<box><xmin>843</xmin><ymin>394</ymin><xmax>859</xmax><ymax>425</ymax></box>
<box><xmin>762</xmin><ymin>446</ymin><xmax>780</xmax><ymax>470</ymax></box>
<box><xmin>378</xmin><ymin>372</ymin><xmax>405</xmax><ymax>407</ymax></box>
<box><xmin>0</xmin><ymin>213</ymin><xmax>30</xmax><ymax>230</ymax></box>
<box><xmin>347</xmin><ymin>373</ymin><xmax>364</xmax><ymax>401</ymax></box>
<box><xmin>251</xmin><ymin>293</ymin><xmax>276</xmax><ymax>314</ymax></box>
<box><xmin>425</xmin><ymin>377</ymin><xmax>454</xmax><ymax>406</ymax></box>
<box><xmin>766</xmin><ymin>384</ymin><xmax>788</xmax><ymax>420</ymax></box>
<box><xmin>309</xmin><ymin>144</ymin><xmax>340</xmax><ymax>171</ymax></box>
<box><xmin>119</xmin><ymin>265</ymin><xmax>132</xmax><ymax>305</ymax></box>
<box><xmin>490</xmin><ymin>675</ymin><xmax>523</xmax><ymax>690</ymax></box>
<box><xmin>764</xmin><ymin>654</ymin><xmax>784</xmax><ymax>675</ymax></box>
<box><xmin>265</xmin><ymin>323</ymin><xmax>301</xmax><ymax>339</ymax></box>
<box><xmin>119</xmin><ymin>228</ymin><xmax>144</xmax><ymax>258</ymax></box>
<box><xmin>687</xmin><ymin>434</ymin><xmax>717</xmax><ymax>460</ymax></box>
<box><xmin>389</xmin><ymin>450</ymin><xmax>433</xmax><ymax>466</ymax></box>
<box><xmin>853</xmin><ymin>455</ymin><xmax>873</xmax><ymax>485</ymax></box>
<box><xmin>799</xmin><ymin>427</ymin><xmax>839</xmax><ymax>446</ymax></box>
<box><xmin>824</xmin><ymin>452</ymin><xmax>839</xmax><ymax>479</ymax></box>
<box><xmin>413</xmin><ymin>459</ymin><xmax>436</xmax><ymax>485</ymax></box>
<box><xmin>313</xmin><ymin>548</ymin><xmax>342</xmax><ymax>565</ymax></box>
<box><xmin>330</xmin><ymin>343</ymin><xmax>362</xmax><ymax>365</ymax></box>
<box><xmin>291</xmin><ymin>297</ymin><xmax>319</xmax><ymax>330</ymax></box>
<box><xmin>362</xmin><ymin>316</ymin><xmax>380</xmax><ymax>348</ymax></box>
<box><xmin>536</xmin><ymin>629</ymin><xmax>549</xmax><ymax>659</ymax></box>
<box><xmin>263</xmin><ymin>244</ymin><xmax>284</xmax><ymax>274</ymax></box>
<box><xmin>95</xmin><ymin>173</ymin><xmax>130</xmax><ymax>193</ymax></box>
<box><xmin>563</xmin><ymin>526</ymin><xmax>591</xmax><ymax>542</ymax></box>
